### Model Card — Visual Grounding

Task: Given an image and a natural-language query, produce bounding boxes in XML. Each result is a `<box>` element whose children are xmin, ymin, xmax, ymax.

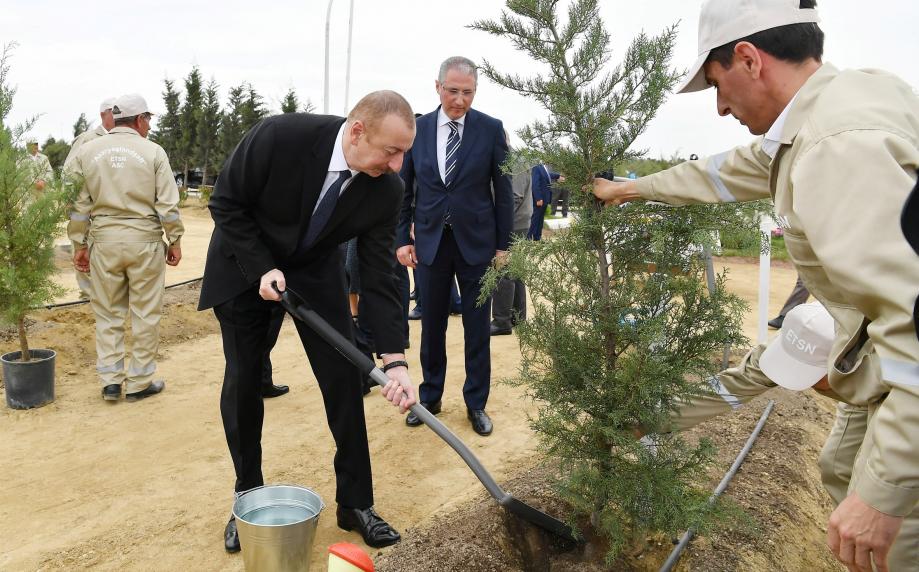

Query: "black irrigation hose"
<box><xmin>37</xmin><ymin>276</ymin><xmax>203</xmax><ymax>310</ymax></box>
<box><xmin>659</xmin><ymin>399</ymin><xmax>776</xmax><ymax>572</ymax></box>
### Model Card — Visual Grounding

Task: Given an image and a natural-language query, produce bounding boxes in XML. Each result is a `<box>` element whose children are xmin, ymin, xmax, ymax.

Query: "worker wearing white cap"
<box><xmin>594</xmin><ymin>1</ymin><xmax>919</xmax><ymax>569</ymax></box>
<box><xmin>63</xmin><ymin>97</ymin><xmax>116</xmax><ymax>300</ymax></box>
<box><xmin>67</xmin><ymin>93</ymin><xmax>184</xmax><ymax>402</ymax></box>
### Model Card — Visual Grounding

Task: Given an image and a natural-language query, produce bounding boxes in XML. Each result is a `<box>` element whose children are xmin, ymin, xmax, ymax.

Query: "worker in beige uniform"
<box><xmin>67</xmin><ymin>94</ymin><xmax>184</xmax><ymax>402</ymax></box>
<box><xmin>593</xmin><ymin>1</ymin><xmax>919</xmax><ymax>570</ymax></box>
<box><xmin>64</xmin><ymin>97</ymin><xmax>116</xmax><ymax>300</ymax></box>
<box><xmin>23</xmin><ymin>139</ymin><xmax>53</xmax><ymax>195</ymax></box>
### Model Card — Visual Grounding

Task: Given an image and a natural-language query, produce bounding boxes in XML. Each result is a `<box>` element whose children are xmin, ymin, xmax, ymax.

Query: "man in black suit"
<box><xmin>198</xmin><ymin>91</ymin><xmax>417</xmax><ymax>552</ymax></box>
<box><xmin>396</xmin><ymin>56</ymin><xmax>513</xmax><ymax>436</ymax></box>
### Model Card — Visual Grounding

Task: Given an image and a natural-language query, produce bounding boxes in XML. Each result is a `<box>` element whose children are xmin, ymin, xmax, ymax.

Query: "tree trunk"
<box><xmin>17</xmin><ymin>314</ymin><xmax>30</xmax><ymax>362</ymax></box>
<box><xmin>183</xmin><ymin>161</ymin><xmax>189</xmax><ymax>189</ymax></box>
<box><xmin>201</xmin><ymin>149</ymin><xmax>209</xmax><ymax>188</ymax></box>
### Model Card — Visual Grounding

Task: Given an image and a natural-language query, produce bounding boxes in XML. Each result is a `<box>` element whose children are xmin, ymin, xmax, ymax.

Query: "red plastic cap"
<box><xmin>328</xmin><ymin>542</ymin><xmax>374</xmax><ymax>571</ymax></box>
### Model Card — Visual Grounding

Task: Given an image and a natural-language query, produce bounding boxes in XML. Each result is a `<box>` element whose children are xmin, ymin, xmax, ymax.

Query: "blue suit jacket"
<box><xmin>398</xmin><ymin>107</ymin><xmax>513</xmax><ymax>266</ymax></box>
<box><xmin>531</xmin><ymin>164</ymin><xmax>559</xmax><ymax>205</ymax></box>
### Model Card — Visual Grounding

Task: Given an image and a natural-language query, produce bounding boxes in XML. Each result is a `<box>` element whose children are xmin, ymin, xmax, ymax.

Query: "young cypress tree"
<box><xmin>280</xmin><ymin>88</ymin><xmax>299</xmax><ymax>114</ymax></box>
<box><xmin>472</xmin><ymin>0</ymin><xmax>762</xmax><ymax>560</ymax></box>
<box><xmin>151</xmin><ymin>78</ymin><xmax>182</xmax><ymax>164</ymax></box>
<box><xmin>197</xmin><ymin>78</ymin><xmax>222</xmax><ymax>187</ymax></box>
<box><xmin>178</xmin><ymin>66</ymin><xmax>204</xmax><ymax>187</ymax></box>
<box><xmin>0</xmin><ymin>44</ymin><xmax>69</xmax><ymax>361</ymax></box>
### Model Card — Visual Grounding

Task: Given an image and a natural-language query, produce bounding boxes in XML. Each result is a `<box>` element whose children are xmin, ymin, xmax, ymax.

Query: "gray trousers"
<box><xmin>777</xmin><ymin>275</ymin><xmax>810</xmax><ymax>318</ymax></box>
<box><xmin>491</xmin><ymin>230</ymin><xmax>528</xmax><ymax>330</ymax></box>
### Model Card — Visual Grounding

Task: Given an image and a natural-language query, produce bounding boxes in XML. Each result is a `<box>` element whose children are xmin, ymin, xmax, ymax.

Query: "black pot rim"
<box><xmin>1</xmin><ymin>349</ymin><xmax>57</xmax><ymax>364</ymax></box>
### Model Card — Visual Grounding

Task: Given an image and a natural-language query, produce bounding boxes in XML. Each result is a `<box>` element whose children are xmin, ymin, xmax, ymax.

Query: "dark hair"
<box><xmin>706</xmin><ymin>1</ymin><xmax>823</xmax><ymax>69</ymax></box>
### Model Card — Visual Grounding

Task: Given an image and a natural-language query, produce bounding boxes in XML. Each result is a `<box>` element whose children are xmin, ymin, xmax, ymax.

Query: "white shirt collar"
<box><xmin>438</xmin><ymin>107</ymin><xmax>466</xmax><ymax>128</ymax></box>
<box><xmin>761</xmin><ymin>92</ymin><xmax>800</xmax><ymax>159</ymax></box>
<box><xmin>329</xmin><ymin>121</ymin><xmax>357</xmax><ymax>175</ymax></box>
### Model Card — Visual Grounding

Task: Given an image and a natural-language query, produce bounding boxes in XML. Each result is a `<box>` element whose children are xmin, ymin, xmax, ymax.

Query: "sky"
<box><xmin>3</xmin><ymin>0</ymin><xmax>919</xmax><ymax>159</ymax></box>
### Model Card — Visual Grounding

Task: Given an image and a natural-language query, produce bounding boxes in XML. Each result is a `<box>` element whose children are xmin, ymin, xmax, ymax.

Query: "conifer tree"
<box><xmin>178</xmin><ymin>66</ymin><xmax>204</xmax><ymax>187</ymax></box>
<box><xmin>197</xmin><ymin>78</ymin><xmax>222</xmax><ymax>185</ymax></box>
<box><xmin>151</xmin><ymin>78</ymin><xmax>182</xmax><ymax>163</ymax></box>
<box><xmin>218</xmin><ymin>84</ymin><xmax>247</xmax><ymax>167</ymax></box>
<box><xmin>71</xmin><ymin>113</ymin><xmax>89</xmax><ymax>139</ymax></box>
<box><xmin>0</xmin><ymin>44</ymin><xmax>69</xmax><ymax>361</ymax></box>
<box><xmin>472</xmin><ymin>0</ymin><xmax>762</xmax><ymax>560</ymax></box>
<box><xmin>280</xmin><ymin>88</ymin><xmax>299</xmax><ymax>113</ymax></box>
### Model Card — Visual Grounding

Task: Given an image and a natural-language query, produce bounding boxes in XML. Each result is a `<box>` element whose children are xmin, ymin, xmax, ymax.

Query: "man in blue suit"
<box><xmin>396</xmin><ymin>56</ymin><xmax>513</xmax><ymax>436</ymax></box>
<box><xmin>527</xmin><ymin>163</ymin><xmax>560</xmax><ymax>240</ymax></box>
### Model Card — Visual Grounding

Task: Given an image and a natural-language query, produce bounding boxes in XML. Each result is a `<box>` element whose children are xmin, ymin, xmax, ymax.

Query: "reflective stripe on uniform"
<box><xmin>708</xmin><ymin>376</ymin><xmax>743</xmax><ymax>410</ymax></box>
<box><xmin>159</xmin><ymin>212</ymin><xmax>180</xmax><ymax>223</ymax></box>
<box><xmin>96</xmin><ymin>359</ymin><xmax>124</xmax><ymax>374</ymax></box>
<box><xmin>881</xmin><ymin>358</ymin><xmax>919</xmax><ymax>387</ymax></box>
<box><xmin>706</xmin><ymin>151</ymin><xmax>738</xmax><ymax>203</ymax></box>
<box><xmin>70</xmin><ymin>212</ymin><xmax>90</xmax><ymax>221</ymax></box>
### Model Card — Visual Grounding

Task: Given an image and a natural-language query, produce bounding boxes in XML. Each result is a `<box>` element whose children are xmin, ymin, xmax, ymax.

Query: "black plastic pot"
<box><xmin>1</xmin><ymin>349</ymin><xmax>56</xmax><ymax>409</ymax></box>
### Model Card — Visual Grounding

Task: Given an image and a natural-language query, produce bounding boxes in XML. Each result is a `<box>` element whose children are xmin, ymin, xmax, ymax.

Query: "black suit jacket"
<box><xmin>198</xmin><ymin>113</ymin><xmax>405</xmax><ymax>353</ymax></box>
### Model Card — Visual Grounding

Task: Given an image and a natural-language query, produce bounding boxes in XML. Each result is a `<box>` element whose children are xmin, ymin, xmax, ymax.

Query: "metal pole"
<box><xmin>757</xmin><ymin>215</ymin><xmax>773</xmax><ymax>344</ymax></box>
<box><xmin>323</xmin><ymin>0</ymin><xmax>335</xmax><ymax>114</ymax></box>
<box><xmin>343</xmin><ymin>0</ymin><xmax>355</xmax><ymax>115</ymax></box>
<box><xmin>659</xmin><ymin>400</ymin><xmax>776</xmax><ymax>572</ymax></box>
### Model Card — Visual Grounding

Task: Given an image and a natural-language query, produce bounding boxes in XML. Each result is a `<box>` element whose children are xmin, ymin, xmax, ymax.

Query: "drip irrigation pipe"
<box><xmin>37</xmin><ymin>276</ymin><xmax>203</xmax><ymax>310</ymax></box>
<box><xmin>659</xmin><ymin>399</ymin><xmax>776</xmax><ymax>572</ymax></box>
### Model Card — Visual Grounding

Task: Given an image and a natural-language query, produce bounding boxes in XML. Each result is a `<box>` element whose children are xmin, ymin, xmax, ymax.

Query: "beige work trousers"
<box><xmin>819</xmin><ymin>402</ymin><xmax>919</xmax><ymax>570</ymax></box>
<box><xmin>76</xmin><ymin>269</ymin><xmax>93</xmax><ymax>301</ymax></box>
<box><xmin>89</xmin><ymin>241</ymin><xmax>165</xmax><ymax>394</ymax></box>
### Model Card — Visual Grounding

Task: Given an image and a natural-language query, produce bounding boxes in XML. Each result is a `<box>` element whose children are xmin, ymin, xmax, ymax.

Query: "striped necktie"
<box><xmin>444</xmin><ymin>120</ymin><xmax>461</xmax><ymax>187</ymax></box>
<box><xmin>302</xmin><ymin>170</ymin><xmax>352</xmax><ymax>249</ymax></box>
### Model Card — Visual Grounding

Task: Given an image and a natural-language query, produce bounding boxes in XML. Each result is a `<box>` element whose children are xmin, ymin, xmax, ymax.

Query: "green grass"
<box><xmin>721</xmin><ymin>236</ymin><xmax>789</xmax><ymax>261</ymax></box>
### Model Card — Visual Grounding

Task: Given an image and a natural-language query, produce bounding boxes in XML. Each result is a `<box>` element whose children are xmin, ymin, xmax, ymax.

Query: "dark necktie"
<box><xmin>444</xmin><ymin>121</ymin><xmax>461</xmax><ymax>187</ymax></box>
<box><xmin>302</xmin><ymin>170</ymin><xmax>352</xmax><ymax>249</ymax></box>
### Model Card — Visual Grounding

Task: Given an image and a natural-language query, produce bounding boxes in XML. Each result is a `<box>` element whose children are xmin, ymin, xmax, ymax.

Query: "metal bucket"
<box><xmin>232</xmin><ymin>485</ymin><xmax>325</xmax><ymax>572</ymax></box>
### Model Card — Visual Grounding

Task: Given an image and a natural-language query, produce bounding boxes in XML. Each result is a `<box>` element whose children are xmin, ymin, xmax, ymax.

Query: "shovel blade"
<box><xmin>503</xmin><ymin>496</ymin><xmax>576</xmax><ymax>542</ymax></box>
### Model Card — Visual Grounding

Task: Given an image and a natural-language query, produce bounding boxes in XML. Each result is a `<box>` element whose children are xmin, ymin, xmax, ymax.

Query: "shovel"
<box><xmin>274</xmin><ymin>283</ymin><xmax>576</xmax><ymax>542</ymax></box>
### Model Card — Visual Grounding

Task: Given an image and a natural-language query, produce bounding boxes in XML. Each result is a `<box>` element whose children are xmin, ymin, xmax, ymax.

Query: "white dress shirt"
<box><xmin>313</xmin><ymin>122</ymin><xmax>359</xmax><ymax>214</ymax></box>
<box><xmin>761</xmin><ymin>92</ymin><xmax>800</xmax><ymax>160</ymax></box>
<box><xmin>437</xmin><ymin>107</ymin><xmax>466</xmax><ymax>184</ymax></box>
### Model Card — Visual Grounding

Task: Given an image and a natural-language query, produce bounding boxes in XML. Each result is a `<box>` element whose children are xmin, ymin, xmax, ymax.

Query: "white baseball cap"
<box><xmin>99</xmin><ymin>97</ymin><xmax>116</xmax><ymax>113</ymax></box>
<box><xmin>111</xmin><ymin>94</ymin><xmax>152</xmax><ymax>119</ymax></box>
<box><xmin>678</xmin><ymin>0</ymin><xmax>821</xmax><ymax>93</ymax></box>
<box><xmin>760</xmin><ymin>301</ymin><xmax>834</xmax><ymax>391</ymax></box>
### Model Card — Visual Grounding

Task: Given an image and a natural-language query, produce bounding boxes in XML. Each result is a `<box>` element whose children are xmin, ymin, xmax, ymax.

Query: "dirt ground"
<box><xmin>1</xmin><ymin>204</ymin><xmax>841</xmax><ymax>571</ymax></box>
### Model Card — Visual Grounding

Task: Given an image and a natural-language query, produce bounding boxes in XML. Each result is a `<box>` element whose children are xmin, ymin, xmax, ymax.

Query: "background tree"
<box><xmin>301</xmin><ymin>99</ymin><xmax>316</xmax><ymax>113</ymax></box>
<box><xmin>218</xmin><ymin>83</ymin><xmax>247</xmax><ymax>168</ymax></box>
<box><xmin>280</xmin><ymin>87</ymin><xmax>299</xmax><ymax>113</ymax></box>
<box><xmin>71</xmin><ymin>113</ymin><xmax>89</xmax><ymax>139</ymax></box>
<box><xmin>178</xmin><ymin>66</ymin><xmax>203</xmax><ymax>186</ymax></box>
<box><xmin>40</xmin><ymin>136</ymin><xmax>70</xmax><ymax>173</ymax></box>
<box><xmin>151</xmin><ymin>78</ymin><xmax>182</xmax><ymax>164</ymax></box>
<box><xmin>197</xmin><ymin>78</ymin><xmax>222</xmax><ymax>187</ymax></box>
<box><xmin>240</xmin><ymin>83</ymin><xmax>268</xmax><ymax>131</ymax></box>
<box><xmin>0</xmin><ymin>44</ymin><xmax>69</xmax><ymax>361</ymax></box>
<box><xmin>473</xmin><ymin>0</ymin><xmax>762</xmax><ymax>560</ymax></box>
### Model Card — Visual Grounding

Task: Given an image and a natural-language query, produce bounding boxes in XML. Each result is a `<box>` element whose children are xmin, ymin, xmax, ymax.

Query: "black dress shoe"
<box><xmin>126</xmin><ymin>380</ymin><xmax>164</xmax><ymax>402</ymax></box>
<box><xmin>467</xmin><ymin>409</ymin><xmax>493</xmax><ymax>436</ymax></box>
<box><xmin>261</xmin><ymin>383</ymin><xmax>290</xmax><ymax>398</ymax></box>
<box><xmin>102</xmin><ymin>384</ymin><xmax>121</xmax><ymax>401</ymax></box>
<box><xmin>768</xmin><ymin>316</ymin><xmax>784</xmax><ymax>329</ymax></box>
<box><xmin>336</xmin><ymin>505</ymin><xmax>401</xmax><ymax>548</ymax></box>
<box><xmin>490</xmin><ymin>324</ymin><xmax>512</xmax><ymax>336</ymax></box>
<box><xmin>224</xmin><ymin>515</ymin><xmax>240</xmax><ymax>553</ymax></box>
<box><xmin>405</xmin><ymin>400</ymin><xmax>441</xmax><ymax>427</ymax></box>
<box><xmin>408</xmin><ymin>306</ymin><xmax>422</xmax><ymax>320</ymax></box>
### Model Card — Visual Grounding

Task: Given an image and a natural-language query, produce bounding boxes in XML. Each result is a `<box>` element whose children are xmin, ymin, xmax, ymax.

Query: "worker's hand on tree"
<box><xmin>260</xmin><ymin>269</ymin><xmax>286</xmax><ymax>301</ymax></box>
<box><xmin>827</xmin><ymin>492</ymin><xmax>903</xmax><ymax>572</ymax></box>
<box><xmin>396</xmin><ymin>245</ymin><xmax>417</xmax><ymax>269</ymax></box>
<box><xmin>166</xmin><ymin>244</ymin><xmax>182</xmax><ymax>266</ymax></box>
<box><xmin>73</xmin><ymin>247</ymin><xmax>90</xmax><ymax>273</ymax></box>
<box><xmin>35</xmin><ymin>179</ymin><xmax>46</xmax><ymax>191</ymax></box>
<box><xmin>494</xmin><ymin>250</ymin><xmax>509</xmax><ymax>269</ymax></box>
<box><xmin>380</xmin><ymin>361</ymin><xmax>416</xmax><ymax>414</ymax></box>
<box><xmin>591</xmin><ymin>178</ymin><xmax>642</xmax><ymax>207</ymax></box>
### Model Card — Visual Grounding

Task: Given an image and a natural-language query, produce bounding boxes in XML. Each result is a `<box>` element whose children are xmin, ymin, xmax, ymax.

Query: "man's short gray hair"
<box><xmin>438</xmin><ymin>56</ymin><xmax>478</xmax><ymax>84</ymax></box>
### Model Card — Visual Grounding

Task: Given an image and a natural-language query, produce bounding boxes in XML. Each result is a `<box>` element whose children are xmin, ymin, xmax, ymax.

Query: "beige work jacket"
<box><xmin>67</xmin><ymin>126</ymin><xmax>183</xmax><ymax>247</ymax></box>
<box><xmin>63</xmin><ymin>125</ymin><xmax>107</xmax><ymax>170</ymax></box>
<box><xmin>637</xmin><ymin>63</ymin><xmax>919</xmax><ymax>516</ymax></box>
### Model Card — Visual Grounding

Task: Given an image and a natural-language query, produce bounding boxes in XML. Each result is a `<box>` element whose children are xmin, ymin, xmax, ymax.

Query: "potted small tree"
<box><xmin>0</xmin><ymin>44</ymin><xmax>71</xmax><ymax>409</ymax></box>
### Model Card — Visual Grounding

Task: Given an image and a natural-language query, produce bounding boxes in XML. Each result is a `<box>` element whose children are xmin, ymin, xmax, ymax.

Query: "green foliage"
<box><xmin>281</xmin><ymin>88</ymin><xmax>299</xmax><ymax>113</ymax></box>
<box><xmin>151</xmin><ymin>78</ymin><xmax>182</xmax><ymax>161</ymax></box>
<box><xmin>179</xmin><ymin>67</ymin><xmax>204</xmax><ymax>183</ymax></box>
<box><xmin>41</xmin><ymin>136</ymin><xmax>70</xmax><ymax>173</ymax></box>
<box><xmin>219</xmin><ymin>84</ymin><xmax>247</xmax><ymax>163</ymax></box>
<box><xmin>197</xmin><ymin>78</ymin><xmax>222</xmax><ymax>183</ymax></box>
<box><xmin>619</xmin><ymin>155</ymin><xmax>683</xmax><ymax>178</ymax></box>
<box><xmin>241</xmin><ymin>84</ymin><xmax>268</xmax><ymax>131</ymax></box>
<box><xmin>473</xmin><ymin>1</ymin><xmax>763</xmax><ymax>560</ymax></box>
<box><xmin>198</xmin><ymin>185</ymin><xmax>214</xmax><ymax>206</ymax></box>
<box><xmin>0</xmin><ymin>44</ymin><xmax>69</xmax><ymax>359</ymax></box>
<box><xmin>72</xmin><ymin>113</ymin><xmax>89</xmax><ymax>139</ymax></box>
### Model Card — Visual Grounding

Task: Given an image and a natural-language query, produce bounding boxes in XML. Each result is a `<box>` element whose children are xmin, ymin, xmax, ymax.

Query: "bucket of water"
<box><xmin>232</xmin><ymin>484</ymin><xmax>325</xmax><ymax>571</ymax></box>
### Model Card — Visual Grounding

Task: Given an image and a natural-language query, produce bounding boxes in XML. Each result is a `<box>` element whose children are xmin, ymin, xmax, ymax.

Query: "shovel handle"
<box><xmin>271</xmin><ymin>282</ymin><xmax>510</xmax><ymax>504</ymax></box>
